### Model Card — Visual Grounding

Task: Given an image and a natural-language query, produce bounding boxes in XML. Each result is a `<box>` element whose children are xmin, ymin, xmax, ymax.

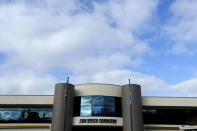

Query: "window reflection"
<box><xmin>92</xmin><ymin>106</ymin><xmax>103</xmax><ymax>116</ymax></box>
<box><xmin>81</xmin><ymin>96</ymin><xmax>92</xmax><ymax>106</ymax></box>
<box><xmin>11</xmin><ymin>111</ymin><xmax>21</xmax><ymax>120</ymax></box>
<box><xmin>0</xmin><ymin>108</ymin><xmax>52</xmax><ymax>123</ymax></box>
<box><xmin>78</xmin><ymin>96</ymin><xmax>121</xmax><ymax>117</ymax></box>
<box><xmin>81</xmin><ymin>107</ymin><xmax>91</xmax><ymax>116</ymax></box>
<box><xmin>2</xmin><ymin>111</ymin><xmax>12</xmax><ymax>120</ymax></box>
<box><xmin>92</xmin><ymin>96</ymin><xmax>103</xmax><ymax>106</ymax></box>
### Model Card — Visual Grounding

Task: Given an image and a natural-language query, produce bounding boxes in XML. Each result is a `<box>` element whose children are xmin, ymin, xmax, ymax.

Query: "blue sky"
<box><xmin>0</xmin><ymin>0</ymin><xmax>197</xmax><ymax>96</ymax></box>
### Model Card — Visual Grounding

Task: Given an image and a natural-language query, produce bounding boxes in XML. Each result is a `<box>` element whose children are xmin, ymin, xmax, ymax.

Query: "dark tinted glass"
<box><xmin>74</xmin><ymin>97</ymin><xmax>81</xmax><ymax>116</ymax></box>
<box><xmin>92</xmin><ymin>106</ymin><xmax>103</xmax><ymax>116</ymax></box>
<box><xmin>115</xmin><ymin>98</ymin><xmax>122</xmax><ymax>117</ymax></box>
<box><xmin>143</xmin><ymin>108</ymin><xmax>197</xmax><ymax>125</ymax></box>
<box><xmin>103</xmin><ymin>107</ymin><xmax>115</xmax><ymax>116</ymax></box>
<box><xmin>92</xmin><ymin>96</ymin><xmax>103</xmax><ymax>106</ymax></box>
<box><xmin>0</xmin><ymin>108</ymin><xmax>52</xmax><ymax>123</ymax></box>
<box><xmin>74</xmin><ymin>96</ymin><xmax>122</xmax><ymax>117</ymax></box>
<box><xmin>104</xmin><ymin>97</ymin><xmax>115</xmax><ymax>107</ymax></box>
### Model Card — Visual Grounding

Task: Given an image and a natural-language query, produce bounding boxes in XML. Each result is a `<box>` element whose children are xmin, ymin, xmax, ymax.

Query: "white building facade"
<box><xmin>0</xmin><ymin>83</ymin><xmax>197</xmax><ymax>131</ymax></box>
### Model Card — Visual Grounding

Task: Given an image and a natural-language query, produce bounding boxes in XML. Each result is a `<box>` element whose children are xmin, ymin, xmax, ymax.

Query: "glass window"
<box><xmin>1</xmin><ymin>111</ymin><xmax>12</xmax><ymax>120</ymax></box>
<box><xmin>92</xmin><ymin>96</ymin><xmax>103</xmax><ymax>106</ymax></box>
<box><xmin>104</xmin><ymin>96</ymin><xmax>115</xmax><ymax>107</ymax></box>
<box><xmin>103</xmin><ymin>107</ymin><xmax>115</xmax><ymax>116</ymax></box>
<box><xmin>143</xmin><ymin>108</ymin><xmax>197</xmax><ymax>125</ymax></box>
<box><xmin>92</xmin><ymin>106</ymin><xmax>103</xmax><ymax>116</ymax></box>
<box><xmin>81</xmin><ymin>96</ymin><xmax>92</xmax><ymax>106</ymax></box>
<box><xmin>0</xmin><ymin>108</ymin><xmax>52</xmax><ymax>123</ymax></box>
<box><xmin>74</xmin><ymin>96</ymin><xmax>122</xmax><ymax>117</ymax></box>
<box><xmin>80</xmin><ymin>106</ymin><xmax>91</xmax><ymax>116</ymax></box>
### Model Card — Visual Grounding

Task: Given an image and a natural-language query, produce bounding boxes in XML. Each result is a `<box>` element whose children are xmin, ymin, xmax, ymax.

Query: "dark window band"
<box><xmin>0</xmin><ymin>108</ymin><xmax>52</xmax><ymax>123</ymax></box>
<box><xmin>143</xmin><ymin>108</ymin><xmax>197</xmax><ymax>125</ymax></box>
<box><xmin>73</xmin><ymin>96</ymin><xmax>122</xmax><ymax>117</ymax></box>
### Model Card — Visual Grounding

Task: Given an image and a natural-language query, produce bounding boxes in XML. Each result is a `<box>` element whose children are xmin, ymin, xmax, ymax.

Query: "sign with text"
<box><xmin>73</xmin><ymin>117</ymin><xmax>123</xmax><ymax>126</ymax></box>
<box><xmin>79</xmin><ymin>118</ymin><xmax>117</xmax><ymax>124</ymax></box>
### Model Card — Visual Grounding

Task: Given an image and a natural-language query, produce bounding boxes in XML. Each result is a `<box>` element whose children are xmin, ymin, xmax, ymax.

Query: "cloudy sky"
<box><xmin>0</xmin><ymin>0</ymin><xmax>197</xmax><ymax>96</ymax></box>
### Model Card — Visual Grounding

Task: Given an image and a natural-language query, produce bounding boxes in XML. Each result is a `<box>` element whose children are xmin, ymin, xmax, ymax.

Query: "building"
<box><xmin>0</xmin><ymin>83</ymin><xmax>197</xmax><ymax>131</ymax></box>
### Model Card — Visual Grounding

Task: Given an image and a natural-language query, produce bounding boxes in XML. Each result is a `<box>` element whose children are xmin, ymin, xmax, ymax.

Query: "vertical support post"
<box><xmin>122</xmin><ymin>84</ymin><xmax>144</xmax><ymax>131</ymax></box>
<box><xmin>51</xmin><ymin>83</ymin><xmax>75</xmax><ymax>131</ymax></box>
<box><xmin>122</xmin><ymin>85</ymin><xmax>132</xmax><ymax>131</ymax></box>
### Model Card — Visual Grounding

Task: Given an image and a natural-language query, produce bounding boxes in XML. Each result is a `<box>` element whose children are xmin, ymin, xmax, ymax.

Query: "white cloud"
<box><xmin>0</xmin><ymin>66</ymin><xmax>196</xmax><ymax>97</ymax></box>
<box><xmin>0</xmin><ymin>0</ymin><xmax>197</xmax><ymax>97</ymax></box>
<box><xmin>170</xmin><ymin>78</ymin><xmax>197</xmax><ymax>97</ymax></box>
<box><xmin>72</xmin><ymin>69</ymin><xmax>169</xmax><ymax>96</ymax></box>
<box><xmin>0</xmin><ymin>69</ymin><xmax>57</xmax><ymax>95</ymax></box>
<box><xmin>94</xmin><ymin>0</ymin><xmax>158</xmax><ymax>31</ymax></box>
<box><xmin>6</xmin><ymin>0</ymin><xmax>197</xmax><ymax>97</ymax></box>
<box><xmin>73</xmin><ymin>69</ymin><xmax>197</xmax><ymax>97</ymax></box>
<box><xmin>0</xmin><ymin>0</ymin><xmax>156</xmax><ymax>72</ymax></box>
<box><xmin>166</xmin><ymin>0</ymin><xmax>197</xmax><ymax>54</ymax></box>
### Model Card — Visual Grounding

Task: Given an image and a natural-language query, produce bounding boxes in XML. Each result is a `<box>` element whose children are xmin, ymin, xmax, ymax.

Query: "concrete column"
<box><xmin>51</xmin><ymin>83</ymin><xmax>75</xmax><ymax>131</ymax></box>
<box><xmin>122</xmin><ymin>84</ymin><xmax>144</xmax><ymax>131</ymax></box>
<box><xmin>122</xmin><ymin>85</ymin><xmax>132</xmax><ymax>131</ymax></box>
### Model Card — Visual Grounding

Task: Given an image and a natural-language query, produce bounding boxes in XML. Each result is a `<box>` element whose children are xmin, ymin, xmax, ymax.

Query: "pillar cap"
<box><xmin>121</xmin><ymin>84</ymin><xmax>141</xmax><ymax>87</ymax></box>
<box><xmin>55</xmin><ymin>83</ymin><xmax>74</xmax><ymax>87</ymax></box>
